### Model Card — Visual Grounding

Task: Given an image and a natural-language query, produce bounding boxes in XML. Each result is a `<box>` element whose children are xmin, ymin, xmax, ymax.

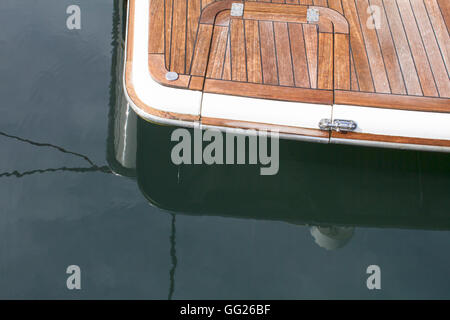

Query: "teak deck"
<box><xmin>149</xmin><ymin>0</ymin><xmax>449</xmax><ymax>110</ymax></box>
<box><xmin>125</xmin><ymin>0</ymin><xmax>450</xmax><ymax>151</ymax></box>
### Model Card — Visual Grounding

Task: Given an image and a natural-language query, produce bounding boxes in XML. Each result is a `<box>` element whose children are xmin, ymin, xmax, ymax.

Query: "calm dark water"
<box><xmin>0</xmin><ymin>0</ymin><xmax>449</xmax><ymax>299</ymax></box>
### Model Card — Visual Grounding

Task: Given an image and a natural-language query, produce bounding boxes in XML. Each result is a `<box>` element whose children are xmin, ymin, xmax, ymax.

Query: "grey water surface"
<box><xmin>0</xmin><ymin>0</ymin><xmax>448</xmax><ymax>299</ymax></box>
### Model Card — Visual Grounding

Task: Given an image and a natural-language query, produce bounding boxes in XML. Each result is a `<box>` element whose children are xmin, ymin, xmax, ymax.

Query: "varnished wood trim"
<box><xmin>245</xmin><ymin>2</ymin><xmax>308</xmax><ymax>16</ymax></box>
<box><xmin>204</xmin><ymin>79</ymin><xmax>334</xmax><ymax>105</ymax></box>
<box><xmin>243</xmin><ymin>11</ymin><xmax>308</xmax><ymax>24</ymax></box>
<box><xmin>200</xmin><ymin>2</ymin><xmax>348</xmax><ymax>34</ymax></box>
<box><xmin>332</xmin><ymin>131</ymin><xmax>450</xmax><ymax>147</ymax></box>
<box><xmin>126</xmin><ymin>64</ymin><xmax>199</xmax><ymax>122</ymax></box>
<box><xmin>202</xmin><ymin>117</ymin><xmax>330</xmax><ymax>138</ymax></box>
<box><xmin>124</xmin><ymin>0</ymin><xmax>200</xmax><ymax>122</ymax></box>
<box><xmin>126</xmin><ymin>0</ymin><xmax>135</xmax><ymax>63</ymax></box>
<box><xmin>243</xmin><ymin>2</ymin><xmax>307</xmax><ymax>23</ymax></box>
<box><xmin>148</xmin><ymin>54</ymin><xmax>190</xmax><ymax>88</ymax></box>
<box><xmin>335</xmin><ymin>90</ymin><xmax>450</xmax><ymax>113</ymax></box>
<box><xmin>200</xmin><ymin>0</ymin><xmax>238</xmax><ymax>25</ymax></box>
<box><xmin>215</xmin><ymin>10</ymin><xmax>231</xmax><ymax>27</ymax></box>
<box><xmin>306</xmin><ymin>6</ymin><xmax>349</xmax><ymax>34</ymax></box>
<box><xmin>189</xmin><ymin>76</ymin><xmax>205</xmax><ymax>91</ymax></box>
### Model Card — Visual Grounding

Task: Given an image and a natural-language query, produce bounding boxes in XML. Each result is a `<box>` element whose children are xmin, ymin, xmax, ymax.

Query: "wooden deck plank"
<box><xmin>230</xmin><ymin>18</ymin><xmax>248</xmax><ymax>82</ymax></box>
<box><xmin>186</xmin><ymin>0</ymin><xmax>201</xmax><ymax>73</ymax></box>
<box><xmin>318</xmin><ymin>32</ymin><xmax>334</xmax><ymax>90</ymax></box>
<box><xmin>425</xmin><ymin>0</ymin><xmax>450</xmax><ymax>75</ymax></box>
<box><xmin>436</xmin><ymin>0</ymin><xmax>450</xmax><ymax>31</ymax></box>
<box><xmin>369</xmin><ymin>0</ymin><xmax>407</xmax><ymax>95</ymax></box>
<box><xmin>288</xmin><ymin>23</ymin><xmax>311</xmax><ymax>88</ymax></box>
<box><xmin>245</xmin><ymin>2</ymin><xmax>307</xmax><ymax>15</ymax></box>
<box><xmin>356</xmin><ymin>0</ymin><xmax>391</xmax><ymax>93</ymax></box>
<box><xmin>207</xmin><ymin>26</ymin><xmax>229</xmax><ymax>79</ymax></box>
<box><xmin>328</xmin><ymin>0</ymin><xmax>344</xmax><ymax>14</ymax></box>
<box><xmin>243</xmin><ymin>3</ymin><xmax>307</xmax><ymax>23</ymax></box>
<box><xmin>149</xmin><ymin>0</ymin><xmax>164</xmax><ymax>54</ymax></box>
<box><xmin>201</xmin><ymin>0</ymin><xmax>215</xmax><ymax>10</ymax></box>
<box><xmin>342</xmin><ymin>0</ymin><xmax>375</xmax><ymax>92</ymax></box>
<box><xmin>303</xmin><ymin>24</ymin><xmax>318</xmax><ymax>89</ymax></box>
<box><xmin>350</xmin><ymin>49</ymin><xmax>360</xmax><ymax>91</ymax></box>
<box><xmin>411</xmin><ymin>0</ymin><xmax>450</xmax><ymax>97</ymax></box>
<box><xmin>164</xmin><ymin>0</ymin><xmax>173</xmax><ymax>69</ymax></box>
<box><xmin>190</xmin><ymin>24</ymin><xmax>213</xmax><ymax>76</ymax></box>
<box><xmin>383</xmin><ymin>0</ymin><xmax>423</xmax><ymax>96</ymax></box>
<box><xmin>274</xmin><ymin>22</ymin><xmax>295</xmax><ymax>86</ymax></box>
<box><xmin>223</xmin><ymin>32</ymin><xmax>232</xmax><ymax>80</ymax></box>
<box><xmin>204</xmin><ymin>79</ymin><xmax>334</xmax><ymax>104</ymax></box>
<box><xmin>313</xmin><ymin>0</ymin><xmax>328</xmax><ymax>6</ymax></box>
<box><xmin>335</xmin><ymin>90</ymin><xmax>450</xmax><ymax>112</ymax></box>
<box><xmin>244</xmin><ymin>19</ymin><xmax>263</xmax><ymax>83</ymax></box>
<box><xmin>170</xmin><ymin>0</ymin><xmax>187</xmax><ymax>73</ymax></box>
<box><xmin>244</xmin><ymin>11</ymin><xmax>308</xmax><ymax>24</ymax></box>
<box><xmin>259</xmin><ymin>21</ymin><xmax>279</xmax><ymax>85</ymax></box>
<box><xmin>334</xmin><ymin>33</ymin><xmax>351</xmax><ymax>90</ymax></box>
<box><xmin>397</xmin><ymin>0</ymin><xmax>439</xmax><ymax>97</ymax></box>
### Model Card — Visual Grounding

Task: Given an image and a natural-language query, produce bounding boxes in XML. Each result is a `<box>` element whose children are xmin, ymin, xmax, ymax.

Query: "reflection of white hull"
<box><xmin>107</xmin><ymin>0</ymin><xmax>137</xmax><ymax>176</ymax></box>
<box><xmin>124</xmin><ymin>0</ymin><xmax>450</xmax><ymax>153</ymax></box>
<box><xmin>114</xmin><ymin>102</ymin><xmax>137</xmax><ymax>170</ymax></box>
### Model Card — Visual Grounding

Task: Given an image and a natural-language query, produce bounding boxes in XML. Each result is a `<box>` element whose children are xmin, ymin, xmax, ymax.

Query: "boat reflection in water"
<box><xmin>107</xmin><ymin>0</ymin><xmax>136</xmax><ymax>179</ymax></box>
<box><xmin>108</xmin><ymin>97</ymin><xmax>450</xmax><ymax>251</ymax></box>
<box><xmin>108</xmin><ymin>1</ymin><xmax>450</xmax><ymax>251</ymax></box>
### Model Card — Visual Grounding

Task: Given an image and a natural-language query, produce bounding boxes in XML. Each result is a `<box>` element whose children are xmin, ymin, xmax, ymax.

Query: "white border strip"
<box><xmin>332</xmin><ymin>104</ymin><xmax>450</xmax><ymax>152</ymax></box>
<box><xmin>202</xmin><ymin>93</ymin><xmax>332</xmax><ymax>131</ymax></box>
<box><xmin>333</xmin><ymin>105</ymin><xmax>450</xmax><ymax>140</ymax></box>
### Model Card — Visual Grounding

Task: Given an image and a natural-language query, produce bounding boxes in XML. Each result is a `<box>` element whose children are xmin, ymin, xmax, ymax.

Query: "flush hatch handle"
<box><xmin>319</xmin><ymin>119</ymin><xmax>357</xmax><ymax>132</ymax></box>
